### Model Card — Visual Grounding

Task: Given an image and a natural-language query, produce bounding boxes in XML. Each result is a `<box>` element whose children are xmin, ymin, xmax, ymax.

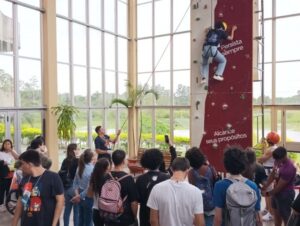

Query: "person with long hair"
<box><xmin>86</xmin><ymin>158</ymin><xmax>111</xmax><ymax>226</ymax></box>
<box><xmin>72</xmin><ymin>149</ymin><xmax>96</xmax><ymax>226</ymax></box>
<box><xmin>59</xmin><ymin>143</ymin><xmax>80</xmax><ymax>226</ymax></box>
<box><xmin>0</xmin><ymin>139</ymin><xmax>18</xmax><ymax>212</ymax></box>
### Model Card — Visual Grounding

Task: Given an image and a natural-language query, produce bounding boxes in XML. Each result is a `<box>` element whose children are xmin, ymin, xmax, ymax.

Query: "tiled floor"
<box><xmin>0</xmin><ymin>207</ymin><xmax>73</xmax><ymax>226</ymax></box>
<box><xmin>0</xmin><ymin>208</ymin><xmax>276</xmax><ymax>226</ymax></box>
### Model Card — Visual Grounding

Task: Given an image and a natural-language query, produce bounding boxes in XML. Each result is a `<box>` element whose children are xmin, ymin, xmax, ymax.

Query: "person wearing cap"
<box><xmin>200</xmin><ymin>21</ymin><xmax>237</xmax><ymax>84</ymax></box>
<box><xmin>258</xmin><ymin>131</ymin><xmax>280</xmax><ymax>221</ymax></box>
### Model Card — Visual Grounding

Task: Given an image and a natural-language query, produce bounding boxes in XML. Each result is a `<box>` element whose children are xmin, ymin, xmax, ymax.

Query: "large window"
<box><xmin>0</xmin><ymin>0</ymin><xmax>43</xmax><ymax>152</ymax></box>
<box><xmin>137</xmin><ymin>0</ymin><xmax>191</xmax><ymax>149</ymax></box>
<box><xmin>254</xmin><ymin>0</ymin><xmax>300</xmax><ymax>153</ymax></box>
<box><xmin>56</xmin><ymin>0</ymin><xmax>128</xmax><ymax>151</ymax></box>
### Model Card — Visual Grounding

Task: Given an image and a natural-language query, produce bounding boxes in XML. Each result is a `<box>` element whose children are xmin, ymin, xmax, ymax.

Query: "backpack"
<box><xmin>98</xmin><ymin>172</ymin><xmax>130</xmax><ymax>221</ymax></box>
<box><xmin>58</xmin><ymin>169</ymin><xmax>73</xmax><ymax>188</ymax></box>
<box><xmin>192</xmin><ymin>168</ymin><xmax>214</xmax><ymax>212</ymax></box>
<box><xmin>209</xmin><ymin>165</ymin><xmax>222</xmax><ymax>186</ymax></box>
<box><xmin>0</xmin><ymin>160</ymin><xmax>9</xmax><ymax>178</ymax></box>
<box><xmin>225</xmin><ymin>178</ymin><xmax>257</xmax><ymax>226</ymax></box>
<box><xmin>206</xmin><ymin>29</ymin><xmax>219</xmax><ymax>45</ymax></box>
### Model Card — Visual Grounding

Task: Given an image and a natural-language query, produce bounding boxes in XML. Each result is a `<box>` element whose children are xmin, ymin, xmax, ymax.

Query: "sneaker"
<box><xmin>0</xmin><ymin>204</ymin><xmax>6</xmax><ymax>212</ymax></box>
<box><xmin>200</xmin><ymin>78</ymin><xmax>206</xmax><ymax>84</ymax></box>
<box><xmin>262</xmin><ymin>212</ymin><xmax>273</xmax><ymax>221</ymax></box>
<box><xmin>213</xmin><ymin>75</ymin><xmax>224</xmax><ymax>81</ymax></box>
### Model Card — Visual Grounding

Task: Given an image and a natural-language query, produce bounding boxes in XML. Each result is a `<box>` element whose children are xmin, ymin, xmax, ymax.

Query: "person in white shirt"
<box><xmin>147</xmin><ymin>157</ymin><xmax>205</xmax><ymax>226</ymax></box>
<box><xmin>0</xmin><ymin>139</ymin><xmax>18</xmax><ymax>212</ymax></box>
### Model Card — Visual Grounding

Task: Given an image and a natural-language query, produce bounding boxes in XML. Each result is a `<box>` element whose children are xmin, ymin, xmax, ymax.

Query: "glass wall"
<box><xmin>254</xmin><ymin>0</ymin><xmax>300</xmax><ymax>152</ymax></box>
<box><xmin>137</xmin><ymin>0</ymin><xmax>191</xmax><ymax>150</ymax></box>
<box><xmin>0</xmin><ymin>0</ymin><xmax>44</xmax><ymax>152</ymax></box>
<box><xmin>56</xmin><ymin>0</ymin><xmax>128</xmax><ymax>151</ymax></box>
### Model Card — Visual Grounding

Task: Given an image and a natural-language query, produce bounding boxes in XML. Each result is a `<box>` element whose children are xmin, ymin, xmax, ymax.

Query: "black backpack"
<box><xmin>0</xmin><ymin>160</ymin><xmax>9</xmax><ymax>178</ymax></box>
<box><xmin>205</xmin><ymin>29</ymin><xmax>219</xmax><ymax>45</ymax></box>
<box><xmin>58</xmin><ymin>168</ymin><xmax>73</xmax><ymax>188</ymax></box>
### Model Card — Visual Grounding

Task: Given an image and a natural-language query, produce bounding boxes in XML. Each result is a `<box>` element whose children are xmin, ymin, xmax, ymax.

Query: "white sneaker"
<box><xmin>213</xmin><ymin>75</ymin><xmax>224</xmax><ymax>81</ymax></box>
<box><xmin>262</xmin><ymin>212</ymin><xmax>273</xmax><ymax>221</ymax></box>
<box><xmin>0</xmin><ymin>204</ymin><xmax>6</xmax><ymax>212</ymax></box>
<box><xmin>200</xmin><ymin>78</ymin><xmax>206</xmax><ymax>84</ymax></box>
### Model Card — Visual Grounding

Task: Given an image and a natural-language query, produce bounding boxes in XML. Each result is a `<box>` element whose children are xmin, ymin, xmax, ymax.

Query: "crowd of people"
<box><xmin>0</xmin><ymin>129</ymin><xmax>300</xmax><ymax>226</ymax></box>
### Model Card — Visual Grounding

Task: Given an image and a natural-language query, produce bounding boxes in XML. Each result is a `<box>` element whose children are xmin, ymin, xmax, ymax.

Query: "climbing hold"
<box><xmin>193</xmin><ymin>60</ymin><xmax>198</xmax><ymax>63</ymax></box>
<box><xmin>204</xmin><ymin>4</ymin><xmax>207</xmax><ymax>9</ymax></box>
<box><xmin>212</xmin><ymin>143</ymin><xmax>218</xmax><ymax>149</ymax></box>
<box><xmin>196</xmin><ymin>17</ymin><xmax>200</xmax><ymax>21</ymax></box>
<box><xmin>193</xmin><ymin>1</ymin><xmax>199</xmax><ymax>9</ymax></box>
<box><xmin>245</xmin><ymin>54</ymin><xmax>250</xmax><ymax>59</ymax></box>
<box><xmin>230</xmin><ymin>86</ymin><xmax>234</xmax><ymax>91</ymax></box>
<box><xmin>222</xmin><ymin>103</ymin><xmax>228</xmax><ymax>110</ymax></box>
<box><xmin>226</xmin><ymin>123</ymin><xmax>232</xmax><ymax>129</ymax></box>
<box><xmin>218</xmin><ymin>12</ymin><xmax>224</xmax><ymax>18</ymax></box>
<box><xmin>203</xmin><ymin>131</ymin><xmax>207</xmax><ymax>135</ymax></box>
<box><xmin>240</xmin><ymin>94</ymin><xmax>246</xmax><ymax>100</ymax></box>
<box><xmin>195</xmin><ymin>116</ymin><xmax>199</xmax><ymax>119</ymax></box>
<box><xmin>243</xmin><ymin>116</ymin><xmax>247</xmax><ymax>120</ymax></box>
<box><xmin>193</xmin><ymin>38</ymin><xmax>196</xmax><ymax>42</ymax></box>
<box><xmin>232</xmin><ymin>65</ymin><xmax>236</xmax><ymax>70</ymax></box>
<box><xmin>211</xmin><ymin>102</ymin><xmax>215</xmax><ymax>106</ymax></box>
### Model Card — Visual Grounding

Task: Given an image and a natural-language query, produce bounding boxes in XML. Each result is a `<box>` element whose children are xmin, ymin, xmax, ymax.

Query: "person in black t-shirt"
<box><xmin>136</xmin><ymin>148</ymin><xmax>170</xmax><ymax>226</ymax></box>
<box><xmin>12</xmin><ymin>150</ymin><xmax>64</xmax><ymax>226</ymax></box>
<box><xmin>59</xmin><ymin>143</ymin><xmax>80</xmax><ymax>226</ymax></box>
<box><xmin>94</xmin><ymin>125</ymin><xmax>121</xmax><ymax>161</ymax></box>
<box><xmin>242</xmin><ymin>148</ymin><xmax>268</xmax><ymax>189</ymax></box>
<box><xmin>98</xmin><ymin>150</ymin><xmax>138</xmax><ymax>226</ymax></box>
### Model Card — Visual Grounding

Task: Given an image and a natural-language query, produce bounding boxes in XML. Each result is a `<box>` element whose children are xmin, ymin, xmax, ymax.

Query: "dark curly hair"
<box><xmin>273</xmin><ymin>146</ymin><xmax>287</xmax><ymax>160</ymax></box>
<box><xmin>185</xmin><ymin>147</ymin><xmax>205</xmax><ymax>169</ymax></box>
<box><xmin>140</xmin><ymin>148</ymin><xmax>163</xmax><ymax>170</ymax></box>
<box><xmin>223</xmin><ymin>146</ymin><xmax>246</xmax><ymax>175</ymax></box>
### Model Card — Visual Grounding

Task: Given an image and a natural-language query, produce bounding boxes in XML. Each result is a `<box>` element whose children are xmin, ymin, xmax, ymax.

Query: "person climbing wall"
<box><xmin>200</xmin><ymin>21</ymin><xmax>237</xmax><ymax>84</ymax></box>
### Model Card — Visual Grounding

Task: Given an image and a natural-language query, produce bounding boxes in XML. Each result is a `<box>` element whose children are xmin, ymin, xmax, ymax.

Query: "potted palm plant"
<box><xmin>110</xmin><ymin>81</ymin><xmax>159</xmax><ymax>154</ymax></box>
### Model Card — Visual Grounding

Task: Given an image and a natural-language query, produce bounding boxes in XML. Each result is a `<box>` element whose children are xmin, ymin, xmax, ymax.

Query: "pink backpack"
<box><xmin>98</xmin><ymin>172</ymin><xmax>130</xmax><ymax>220</ymax></box>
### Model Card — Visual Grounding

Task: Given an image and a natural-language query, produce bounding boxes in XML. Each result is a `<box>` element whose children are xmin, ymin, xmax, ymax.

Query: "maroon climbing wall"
<box><xmin>200</xmin><ymin>0</ymin><xmax>253</xmax><ymax>171</ymax></box>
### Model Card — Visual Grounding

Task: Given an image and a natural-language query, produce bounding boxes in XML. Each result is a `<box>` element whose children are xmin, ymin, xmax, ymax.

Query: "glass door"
<box><xmin>0</xmin><ymin>111</ymin><xmax>17</xmax><ymax>150</ymax></box>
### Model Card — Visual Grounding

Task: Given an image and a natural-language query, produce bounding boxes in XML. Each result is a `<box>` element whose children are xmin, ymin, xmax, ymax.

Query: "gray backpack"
<box><xmin>225</xmin><ymin>178</ymin><xmax>257</xmax><ymax>226</ymax></box>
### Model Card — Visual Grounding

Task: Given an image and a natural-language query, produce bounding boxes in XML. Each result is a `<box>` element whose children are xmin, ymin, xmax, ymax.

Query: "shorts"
<box><xmin>272</xmin><ymin>190</ymin><xmax>295</xmax><ymax>222</ymax></box>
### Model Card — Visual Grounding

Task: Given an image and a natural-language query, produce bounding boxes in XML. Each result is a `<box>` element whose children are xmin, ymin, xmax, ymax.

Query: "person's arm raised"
<box><xmin>227</xmin><ymin>25</ymin><xmax>237</xmax><ymax>40</ymax></box>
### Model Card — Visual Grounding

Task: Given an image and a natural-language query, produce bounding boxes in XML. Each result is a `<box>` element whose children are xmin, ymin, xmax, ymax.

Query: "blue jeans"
<box><xmin>204</xmin><ymin>214</ymin><xmax>214</xmax><ymax>226</ymax></box>
<box><xmin>64</xmin><ymin>187</ymin><xmax>79</xmax><ymax>226</ymax></box>
<box><xmin>201</xmin><ymin>45</ymin><xmax>227</xmax><ymax>79</ymax></box>
<box><xmin>78</xmin><ymin>196</ymin><xmax>93</xmax><ymax>226</ymax></box>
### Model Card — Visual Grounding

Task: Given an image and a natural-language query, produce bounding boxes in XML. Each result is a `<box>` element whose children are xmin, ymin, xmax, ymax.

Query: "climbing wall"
<box><xmin>190</xmin><ymin>0</ymin><xmax>253</xmax><ymax>171</ymax></box>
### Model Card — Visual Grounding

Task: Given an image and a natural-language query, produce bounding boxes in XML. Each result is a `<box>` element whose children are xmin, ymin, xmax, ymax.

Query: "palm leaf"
<box><xmin>144</xmin><ymin>89</ymin><xmax>159</xmax><ymax>100</ymax></box>
<box><xmin>110</xmin><ymin>98</ymin><xmax>130</xmax><ymax>108</ymax></box>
